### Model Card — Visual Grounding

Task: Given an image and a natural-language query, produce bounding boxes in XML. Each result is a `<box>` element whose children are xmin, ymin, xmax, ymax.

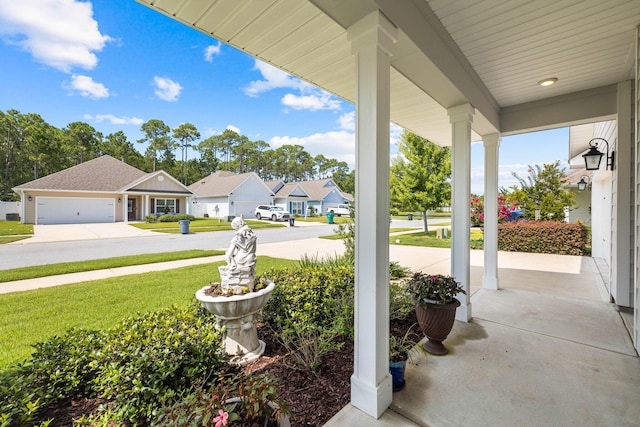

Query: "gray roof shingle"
<box><xmin>14</xmin><ymin>155</ymin><xmax>148</xmax><ymax>191</ymax></box>
<box><xmin>189</xmin><ymin>171</ymin><xmax>265</xmax><ymax>197</ymax></box>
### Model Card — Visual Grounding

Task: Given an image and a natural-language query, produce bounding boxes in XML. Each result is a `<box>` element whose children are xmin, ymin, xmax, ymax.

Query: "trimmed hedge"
<box><xmin>498</xmin><ymin>220</ymin><xmax>589</xmax><ymax>255</ymax></box>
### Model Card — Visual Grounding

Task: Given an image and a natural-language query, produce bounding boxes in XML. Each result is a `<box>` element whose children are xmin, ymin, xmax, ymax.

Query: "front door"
<box><xmin>128</xmin><ymin>198</ymin><xmax>137</xmax><ymax>221</ymax></box>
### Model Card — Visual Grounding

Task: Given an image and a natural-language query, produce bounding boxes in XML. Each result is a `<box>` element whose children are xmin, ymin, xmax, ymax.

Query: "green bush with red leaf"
<box><xmin>498</xmin><ymin>220</ymin><xmax>589</xmax><ymax>255</ymax></box>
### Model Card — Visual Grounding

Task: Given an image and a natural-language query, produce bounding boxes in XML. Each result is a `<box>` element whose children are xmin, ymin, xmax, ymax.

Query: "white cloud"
<box><xmin>390</xmin><ymin>123</ymin><xmax>403</xmax><ymax>146</ymax></box>
<box><xmin>226</xmin><ymin>124</ymin><xmax>241</xmax><ymax>134</ymax></box>
<box><xmin>337</xmin><ymin>112</ymin><xmax>355</xmax><ymax>131</ymax></box>
<box><xmin>0</xmin><ymin>0</ymin><xmax>111</xmax><ymax>73</ymax></box>
<box><xmin>281</xmin><ymin>93</ymin><xmax>341</xmax><ymax>111</ymax></box>
<box><xmin>153</xmin><ymin>76</ymin><xmax>182</xmax><ymax>102</ymax></box>
<box><xmin>204</xmin><ymin>42</ymin><xmax>222</xmax><ymax>62</ymax></box>
<box><xmin>244</xmin><ymin>60</ymin><xmax>308</xmax><ymax>96</ymax></box>
<box><xmin>270</xmin><ymin>131</ymin><xmax>355</xmax><ymax>168</ymax></box>
<box><xmin>64</xmin><ymin>74</ymin><xmax>109</xmax><ymax>99</ymax></box>
<box><xmin>83</xmin><ymin>114</ymin><xmax>143</xmax><ymax>126</ymax></box>
<box><xmin>244</xmin><ymin>59</ymin><xmax>343</xmax><ymax>112</ymax></box>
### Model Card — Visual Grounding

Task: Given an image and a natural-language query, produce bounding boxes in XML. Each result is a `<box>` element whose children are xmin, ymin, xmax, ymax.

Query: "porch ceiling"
<box><xmin>136</xmin><ymin>0</ymin><xmax>639</xmax><ymax>145</ymax></box>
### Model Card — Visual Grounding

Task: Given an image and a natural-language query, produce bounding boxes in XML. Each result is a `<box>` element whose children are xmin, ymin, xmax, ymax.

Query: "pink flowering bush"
<box><xmin>155</xmin><ymin>373</ymin><xmax>289</xmax><ymax>426</ymax></box>
<box><xmin>470</xmin><ymin>194</ymin><xmax>518</xmax><ymax>226</ymax></box>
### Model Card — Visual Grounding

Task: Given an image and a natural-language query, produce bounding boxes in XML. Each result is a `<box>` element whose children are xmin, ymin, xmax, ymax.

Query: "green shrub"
<box><xmin>158</xmin><ymin>213</ymin><xmax>195</xmax><ymax>222</ymax></box>
<box><xmin>0</xmin><ymin>328</ymin><xmax>107</xmax><ymax>426</ymax></box>
<box><xmin>0</xmin><ymin>304</ymin><xmax>226</xmax><ymax>426</ymax></box>
<box><xmin>498</xmin><ymin>220</ymin><xmax>589</xmax><ymax>255</ymax></box>
<box><xmin>390</xmin><ymin>280</ymin><xmax>413</xmax><ymax>321</ymax></box>
<box><xmin>92</xmin><ymin>305</ymin><xmax>227</xmax><ymax>424</ymax></box>
<box><xmin>389</xmin><ymin>261</ymin><xmax>411</xmax><ymax>280</ymax></box>
<box><xmin>259</xmin><ymin>264</ymin><xmax>354</xmax><ymax>369</ymax></box>
<box><xmin>145</xmin><ymin>214</ymin><xmax>157</xmax><ymax>223</ymax></box>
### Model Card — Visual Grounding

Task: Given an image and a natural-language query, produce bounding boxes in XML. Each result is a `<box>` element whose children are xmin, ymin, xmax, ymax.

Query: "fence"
<box><xmin>0</xmin><ymin>201</ymin><xmax>21</xmax><ymax>220</ymax></box>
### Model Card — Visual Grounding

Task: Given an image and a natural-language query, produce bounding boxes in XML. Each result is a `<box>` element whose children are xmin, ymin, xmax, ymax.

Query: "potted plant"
<box><xmin>155</xmin><ymin>372</ymin><xmax>290</xmax><ymax>426</ymax></box>
<box><xmin>389</xmin><ymin>324</ymin><xmax>418</xmax><ymax>392</ymax></box>
<box><xmin>406</xmin><ymin>272</ymin><xmax>466</xmax><ymax>355</ymax></box>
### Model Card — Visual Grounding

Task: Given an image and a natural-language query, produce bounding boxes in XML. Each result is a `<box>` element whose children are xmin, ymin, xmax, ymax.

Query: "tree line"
<box><xmin>0</xmin><ymin>110</ymin><xmax>355</xmax><ymax>201</ymax></box>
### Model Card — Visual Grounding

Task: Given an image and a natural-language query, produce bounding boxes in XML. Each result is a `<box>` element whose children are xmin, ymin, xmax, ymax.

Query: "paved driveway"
<box><xmin>17</xmin><ymin>222</ymin><xmax>162</xmax><ymax>244</ymax></box>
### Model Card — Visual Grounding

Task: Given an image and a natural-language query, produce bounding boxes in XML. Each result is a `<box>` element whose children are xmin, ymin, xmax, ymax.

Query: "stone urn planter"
<box><xmin>196</xmin><ymin>281</ymin><xmax>275</xmax><ymax>365</ymax></box>
<box><xmin>406</xmin><ymin>272</ymin><xmax>465</xmax><ymax>355</ymax></box>
<box><xmin>415</xmin><ymin>298</ymin><xmax>460</xmax><ymax>355</ymax></box>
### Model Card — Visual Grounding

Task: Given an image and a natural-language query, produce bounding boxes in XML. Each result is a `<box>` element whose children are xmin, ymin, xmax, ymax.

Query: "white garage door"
<box><xmin>233</xmin><ymin>201</ymin><xmax>257</xmax><ymax>219</ymax></box>
<box><xmin>37</xmin><ymin>197</ymin><xmax>115</xmax><ymax>224</ymax></box>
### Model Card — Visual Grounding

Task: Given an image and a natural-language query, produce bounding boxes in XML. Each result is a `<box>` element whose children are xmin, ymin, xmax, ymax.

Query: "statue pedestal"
<box><xmin>196</xmin><ymin>281</ymin><xmax>275</xmax><ymax>365</ymax></box>
<box><xmin>218</xmin><ymin>265</ymin><xmax>255</xmax><ymax>294</ymax></box>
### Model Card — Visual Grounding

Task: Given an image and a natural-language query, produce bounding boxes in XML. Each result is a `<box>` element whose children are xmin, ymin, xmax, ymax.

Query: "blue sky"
<box><xmin>0</xmin><ymin>0</ymin><xmax>569</xmax><ymax>194</ymax></box>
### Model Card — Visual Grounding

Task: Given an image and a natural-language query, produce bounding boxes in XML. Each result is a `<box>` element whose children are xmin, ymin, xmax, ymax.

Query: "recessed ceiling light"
<box><xmin>537</xmin><ymin>77</ymin><xmax>558</xmax><ymax>87</ymax></box>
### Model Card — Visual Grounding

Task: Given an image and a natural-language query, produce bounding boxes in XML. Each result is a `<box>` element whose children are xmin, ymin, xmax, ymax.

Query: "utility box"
<box><xmin>436</xmin><ymin>228</ymin><xmax>449</xmax><ymax>239</ymax></box>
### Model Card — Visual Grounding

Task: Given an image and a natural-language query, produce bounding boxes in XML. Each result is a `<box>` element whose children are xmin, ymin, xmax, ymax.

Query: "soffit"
<box><xmin>136</xmin><ymin>0</ymin><xmax>639</xmax><ymax>144</ymax></box>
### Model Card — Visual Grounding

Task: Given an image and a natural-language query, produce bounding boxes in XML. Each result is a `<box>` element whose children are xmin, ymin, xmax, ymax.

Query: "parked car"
<box><xmin>325</xmin><ymin>204</ymin><xmax>350</xmax><ymax>216</ymax></box>
<box><xmin>254</xmin><ymin>205</ymin><xmax>291</xmax><ymax>222</ymax></box>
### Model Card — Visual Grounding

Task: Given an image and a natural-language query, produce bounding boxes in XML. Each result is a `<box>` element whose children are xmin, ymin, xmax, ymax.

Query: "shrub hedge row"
<box><xmin>498</xmin><ymin>220</ymin><xmax>589</xmax><ymax>255</ymax></box>
<box><xmin>0</xmin><ymin>304</ymin><xmax>228</xmax><ymax>426</ymax></box>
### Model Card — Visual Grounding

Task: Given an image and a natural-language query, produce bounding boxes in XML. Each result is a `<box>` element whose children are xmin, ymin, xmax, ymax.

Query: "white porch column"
<box><xmin>123</xmin><ymin>194</ymin><xmax>128</xmax><ymax>223</ymax></box>
<box><xmin>347</xmin><ymin>10</ymin><xmax>396</xmax><ymax>419</ymax></box>
<box><xmin>482</xmin><ymin>133</ymin><xmax>500</xmax><ymax>290</ymax></box>
<box><xmin>448</xmin><ymin>103</ymin><xmax>475</xmax><ymax>322</ymax></box>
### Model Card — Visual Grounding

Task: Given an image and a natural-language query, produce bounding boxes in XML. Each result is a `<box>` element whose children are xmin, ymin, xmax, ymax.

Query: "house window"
<box><xmin>291</xmin><ymin>201</ymin><xmax>304</xmax><ymax>215</ymax></box>
<box><xmin>156</xmin><ymin>198</ymin><xmax>176</xmax><ymax>214</ymax></box>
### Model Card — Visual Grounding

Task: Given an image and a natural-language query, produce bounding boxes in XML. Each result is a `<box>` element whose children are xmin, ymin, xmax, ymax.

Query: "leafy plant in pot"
<box><xmin>406</xmin><ymin>272</ymin><xmax>466</xmax><ymax>355</ymax></box>
<box><xmin>389</xmin><ymin>323</ymin><xmax>419</xmax><ymax>392</ymax></box>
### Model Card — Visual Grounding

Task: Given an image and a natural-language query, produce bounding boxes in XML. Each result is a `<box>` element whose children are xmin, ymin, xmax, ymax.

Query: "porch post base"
<box><xmin>455</xmin><ymin>301</ymin><xmax>472</xmax><ymax>322</ymax></box>
<box><xmin>482</xmin><ymin>275</ymin><xmax>499</xmax><ymax>290</ymax></box>
<box><xmin>350</xmin><ymin>374</ymin><xmax>392</xmax><ymax>419</ymax></box>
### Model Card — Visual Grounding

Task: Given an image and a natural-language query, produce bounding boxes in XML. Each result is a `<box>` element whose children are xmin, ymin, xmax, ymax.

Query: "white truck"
<box><xmin>325</xmin><ymin>204</ymin><xmax>350</xmax><ymax>216</ymax></box>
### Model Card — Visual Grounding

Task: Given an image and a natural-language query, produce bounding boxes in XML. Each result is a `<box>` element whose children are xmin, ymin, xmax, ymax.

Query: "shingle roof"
<box><xmin>275</xmin><ymin>182</ymin><xmax>307</xmax><ymax>198</ymax></box>
<box><xmin>280</xmin><ymin>179</ymin><xmax>352</xmax><ymax>201</ymax></box>
<box><xmin>13</xmin><ymin>155</ymin><xmax>148</xmax><ymax>191</ymax></box>
<box><xmin>189</xmin><ymin>171</ymin><xmax>266</xmax><ymax>197</ymax></box>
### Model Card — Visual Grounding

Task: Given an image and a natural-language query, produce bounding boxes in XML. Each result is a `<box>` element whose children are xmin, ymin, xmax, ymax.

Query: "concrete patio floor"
<box><xmin>326</xmin><ymin>249</ymin><xmax>640</xmax><ymax>427</ymax></box>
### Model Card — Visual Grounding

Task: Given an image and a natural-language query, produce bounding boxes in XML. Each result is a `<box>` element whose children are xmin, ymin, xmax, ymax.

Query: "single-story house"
<box><xmin>274</xmin><ymin>178</ymin><xmax>352</xmax><ymax>216</ymax></box>
<box><xmin>272</xmin><ymin>182</ymin><xmax>309</xmax><ymax>215</ymax></box>
<box><xmin>188</xmin><ymin>171</ymin><xmax>274</xmax><ymax>219</ymax></box>
<box><xmin>564</xmin><ymin>169</ymin><xmax>592</xmax><ymax>226</ymax></box>
<box><xmin>12</xmin><ymin>155</ymin><xmax>195</xmax><ymax>224</ymax></box>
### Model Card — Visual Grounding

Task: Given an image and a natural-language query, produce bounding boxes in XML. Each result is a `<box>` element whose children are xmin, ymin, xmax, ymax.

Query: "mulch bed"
<box><xmin>36</xmin><ymin>312</ymin><xmax>418</xmax><ymax>426</ymax></box>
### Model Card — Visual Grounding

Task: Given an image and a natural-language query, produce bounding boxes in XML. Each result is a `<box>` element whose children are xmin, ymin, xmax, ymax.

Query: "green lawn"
<box><xmin>0</xmin><ymin>250</ymin><xmax>225</xmax><ymax>283</ymax></box>
<box><xmin>131</xmin><ymin>218</ymin><xmax>284</xmax><ymax>233</ymax></box>
<box><xmin>292</xmin><ymin>215</ymin><xmax>352</xmax><ymax>225</ymax></box>
<box><xmin>390</xmin><ymin>229</ymin><xmax>484</xmax><ymax>249</ymax></box>
<box><xmin>0</xmin><ymin>220</ymin><xmax>33</xmax><ymax>243</ymax></box>
<box><xmin>0</xmin><ymin>256</ymin><xmax>298</xmax><ymax>370</ymax></box>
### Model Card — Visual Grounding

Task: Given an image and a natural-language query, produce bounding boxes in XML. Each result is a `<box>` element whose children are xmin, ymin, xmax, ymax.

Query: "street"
<box><xmin>0</xmin><ymin>219</ymin><xmax>431</xmax><ymax>270</ymax></box>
